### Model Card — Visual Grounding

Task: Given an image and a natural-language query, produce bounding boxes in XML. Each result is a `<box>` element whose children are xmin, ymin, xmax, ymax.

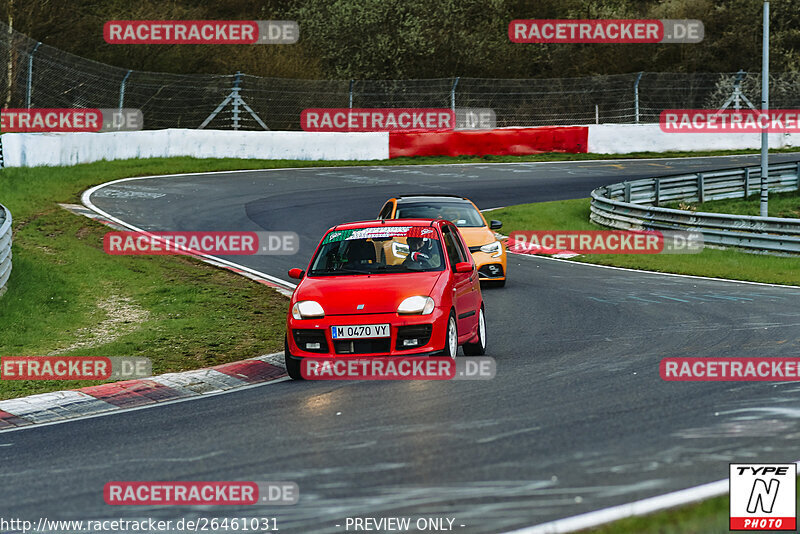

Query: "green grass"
<box><xmin>0</xmin><ymin>206</ymin><xmax>289</xmax><ymax>400</ymax></box>
<box><xmin>667</xmin><ymin>188</ymin><xmax>800</xmax><ymax>219</ymax></box>
<box><xmin>583</xmin><ymin>493</ymin><xmax>729</xmax><ymax>533</ymax></box>
<box><xmin>494</xmin><ymin>197</ymin><xmax>800</xmax><ymax>286</ymax></box>
<box><xmin>582</xmin><ymin>479</ymin><xmax>800</xmax><ymax>533</ymax></box>
<box><xmin>1</xmin><ymin>148</ymin><xmax>798</xmax><ymax>400</ymax></box>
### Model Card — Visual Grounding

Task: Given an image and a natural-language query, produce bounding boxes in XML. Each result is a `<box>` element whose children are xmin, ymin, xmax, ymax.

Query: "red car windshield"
<box><xmin>309</xmin><ymin>226</ymin><xmax>445</xmax><ymax>276</ymax></box>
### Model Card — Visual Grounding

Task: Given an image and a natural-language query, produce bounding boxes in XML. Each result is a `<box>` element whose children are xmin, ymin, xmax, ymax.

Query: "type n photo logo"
<box><xmin>730</xmin><ymin>463</ymin><xmax>796</xmax><ymax>530</ymax></box>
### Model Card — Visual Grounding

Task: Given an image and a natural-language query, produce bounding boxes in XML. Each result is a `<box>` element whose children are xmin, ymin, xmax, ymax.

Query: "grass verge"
<box><xmin>494</xmin><ymin>197</ymin><xmax>800</xmax><ymax>286</ymax></box>
<box><xmin>667</xmin><ymin>188</ymin><xmax>800</xmax><ymax>219</ymax></box>
<box><xmin>583</xmin><ymin>493</ymin><xmax>728</xmax><ymax>533</ymax></box>
<box><xmin>582</xmin><ymin>479</ymin><xmax>800</xmax><ymax>533</ymax></box>
<box><xmin>1</xmin><ymin>149</ymin><xmax>798</xmax><ymax>400</ymax></box>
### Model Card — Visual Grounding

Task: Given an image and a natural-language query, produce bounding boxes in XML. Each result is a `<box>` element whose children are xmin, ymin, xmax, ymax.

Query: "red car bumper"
<box><xmin>286</xmin><ymin>308</ymin><xmax>448</xmax><ymax>359</ymax></box>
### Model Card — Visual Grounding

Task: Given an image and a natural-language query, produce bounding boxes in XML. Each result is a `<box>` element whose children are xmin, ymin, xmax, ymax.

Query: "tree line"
<box><xmin>3</xmin><ymin>0</ymin><xmax>799</xmax><ymax>79</ymax></box>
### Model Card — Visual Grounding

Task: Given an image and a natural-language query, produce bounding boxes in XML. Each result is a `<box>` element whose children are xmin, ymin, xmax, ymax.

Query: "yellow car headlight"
<box><xmin>480</xmin><ymin>240</ymin><xmax>503</xmax><ymax>258</ymax></box>
<box><xmin>392</xmin><ymin>241</ymin><xmax>409</xmax><ymax>257</ymax></box>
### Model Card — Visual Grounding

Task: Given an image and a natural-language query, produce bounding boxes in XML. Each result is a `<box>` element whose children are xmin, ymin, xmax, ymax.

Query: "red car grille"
<box><xmin>333</xmin><ymin>338</ymin><xmax>391</xmax><ymax>355</ymax></box>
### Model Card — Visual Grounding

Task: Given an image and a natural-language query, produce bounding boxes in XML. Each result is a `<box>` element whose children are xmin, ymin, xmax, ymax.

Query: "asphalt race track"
<box><xmin>4</xmin><ymin>154</ymin><xmax>800</xmax><ymax>533</ymax></box>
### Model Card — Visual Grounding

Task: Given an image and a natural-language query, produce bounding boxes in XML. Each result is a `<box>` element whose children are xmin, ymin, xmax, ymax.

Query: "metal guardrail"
<box><xmin>590</xmin><ymin>161</ymin><xmax>800</xmax><ymax>254</ymax></box>
<box><xmin>0</xmin><ymin>204</ymin><xmax>11</xmax><ymax>296</ymax></box>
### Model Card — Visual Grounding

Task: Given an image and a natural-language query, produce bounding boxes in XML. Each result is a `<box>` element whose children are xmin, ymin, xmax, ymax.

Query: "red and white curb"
<box><xmin>501</xmin><ymin>236</ymin><xmax>581</xmax><ymax>260</ymax></box>
<box><xmin>0</xmin><ymin>353</ymin><xmax>286</xmax><ymax>430</ymax></box>
<box><xmin>485</xmin><ymin>224</ymin><xmax>580</xmax><ymax>260</ymax></box>
<box><xmin>0</xmin><ymin>199</ymin><xmax>298</xmax><ymax>431</ymax></box>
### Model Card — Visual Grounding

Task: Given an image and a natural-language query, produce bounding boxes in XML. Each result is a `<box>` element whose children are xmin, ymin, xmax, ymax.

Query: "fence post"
<box><xmin>118</xmin><ymin>70</ymin><xmax>132</xmax><ymax>113</ymax></box>
<box><xmin>744</xmin><ymin>167</ymin><xmax>750</xmax><ymax>198</ymax></box>
<box><xmin>26</xmin><ymin>41</ymin><xmax>42</xmax><ymax>108</ymax></box>
<box><xmin>697</xmin><ymin>173</ymin><xmax>705</xmax><ymax>203</ymax></box>
<box><xmin>654</xmin><ymin>178</ymin><xmax>660</xmax><ymax>207</ymax></box>
<box><xmin>634</xmin><ymin>72</ymin><xmax>643</xmax><ymax>124</ymax></box>
<box><xmin>231</xmin><ymin>72</ymin><xmax>242</xmax><ymax>130</ymax></box>
<box><xmin>624</xmin><ymin>182</ymin><xmax>631</xmax><ymax>203</ymax></box>
<box><xmin>349</xmin><ymin>79</ymin><xmax>354</xmax><ymax>109</ymax></box>
<box><xmin>796</xmin><ymin>161</ymin><xmax>800</xmax><ymax>189</ymax></box>
<box><xmin>450</xmin><ymin>77</ymin><xmax>460</xmax><ymax>111</ymax></box>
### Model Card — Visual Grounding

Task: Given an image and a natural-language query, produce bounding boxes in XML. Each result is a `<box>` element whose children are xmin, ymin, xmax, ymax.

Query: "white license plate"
<box><xmin>331</xmin><ymin>324</ymin><xmax>390</xmax><ymax>339</ymax></box>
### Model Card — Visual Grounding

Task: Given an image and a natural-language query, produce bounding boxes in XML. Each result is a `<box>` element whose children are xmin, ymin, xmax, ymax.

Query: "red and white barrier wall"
<box><xmin>585</xmin><ymin>124</ymin><xmax>799</xmax><ymax>154</ymax></box>
<box><xmin>3</xmin><ymin>125</ymin><xmax>798</xmax><ymax>167</ymax></box>
<box><xmin>389</xmin><ymin>127</ymin><xmax>588</xmax><ymax>157</ymax></box>
<box><xmin>391</xmin><ymin>124</ymin><xmax>800</xmax><ymax>157</ymax></box>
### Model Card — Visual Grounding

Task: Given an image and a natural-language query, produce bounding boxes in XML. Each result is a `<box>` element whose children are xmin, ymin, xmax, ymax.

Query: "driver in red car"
<box><xmin>403</xmin><ymin>237</ymin><xmax>441</xmax><ymax>269</ymax></box>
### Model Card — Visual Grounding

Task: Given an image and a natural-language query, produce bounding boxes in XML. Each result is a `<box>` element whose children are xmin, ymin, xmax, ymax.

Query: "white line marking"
<box><xmin>510</xmin><ymin>251</ymin><xmax>800</xmax><ymax>289</ymax></box>
<box><xmin>78</xmin><ymin>151</ymin><xmax>800</xmax><ymax>183</ymax></box>
<box><xmin>503</xmin><ymin>459</ymin><xmax>800</xmax><ymax>533</ymax></box>
<box><xmin>501</xmin><ymin>479</ymin><xmax>729</xmax><ymax>534</ymax></box>
<box><xmin>81</xmin><ymin>180</ymin><xmax>297</xmax><ymax>291</ymax></box>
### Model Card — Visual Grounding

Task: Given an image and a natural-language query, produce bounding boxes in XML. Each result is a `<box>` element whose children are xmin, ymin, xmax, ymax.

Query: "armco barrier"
<box><xmin>1</xmin><ymin>129</ymin><xmax>390</xmax><ymax>167</ymax></box>
<box><xmin>389</xmin><ymin>127</ymin><xmax>588</xmax><ymax>158</ymax></box>
<box><xmin>590</xmin><ymin>160</ymin><xmax>800</xmax><ymax>254</ymax></box>
<box><xmin>0</xmin><ymin>204</ymin><xmax>11</xmax><ymax>296</ymax></box>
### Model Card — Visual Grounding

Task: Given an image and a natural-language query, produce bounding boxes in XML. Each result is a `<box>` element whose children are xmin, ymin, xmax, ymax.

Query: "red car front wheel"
<box><xmin>463</xmin><ymin>307</ymin><xmax>486</xmax><ymax>356</ymax></box>
<box><xmin>284</xmin><ymin>336</ymin><xmax>304</xmax><ymax>380</ymax></box>
<box><xmin>441</xmin><ymin>313</ymin><xmax>458</xmax><ymax>358</ymax></box>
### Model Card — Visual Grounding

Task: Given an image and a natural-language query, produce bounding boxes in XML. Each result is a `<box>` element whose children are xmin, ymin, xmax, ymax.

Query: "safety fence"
<box><xmin>0</xmin><ymin>203</ymin><xmax>11</xmax><ymax>296</ymax></box>
<box><xmin>591</xmin><ymin>161</ymin><xmax>800</xmax><ymax>254</ymax></box>
<box><xmin>4</xmin><ymin>22</ymin><xmax>800</xmax><ymax>130</ymax></box>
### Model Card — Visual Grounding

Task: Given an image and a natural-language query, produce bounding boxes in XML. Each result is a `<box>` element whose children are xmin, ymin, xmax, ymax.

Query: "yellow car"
<box><xmin>378</xmin><ymin>195</ymin><xmax>507</xmax><ymax>287</ymax></box>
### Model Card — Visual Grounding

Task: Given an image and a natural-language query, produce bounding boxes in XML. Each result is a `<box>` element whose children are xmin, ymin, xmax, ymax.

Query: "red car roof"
<box><xmin>330</xmin><ymin>218</ymin><xmax>443</xmax><ymax>231</ymax></box>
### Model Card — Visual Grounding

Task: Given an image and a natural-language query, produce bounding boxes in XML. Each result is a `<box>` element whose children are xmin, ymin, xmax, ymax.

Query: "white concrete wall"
<box><xmin>587</xmin><ymin>124</ymin><xmax>799</xmax><ymax>154</ymax></box>
<box><xmin>1</xmin><ymin>129</ymin><xmax>390</xmax><ymax>167</ymax></box>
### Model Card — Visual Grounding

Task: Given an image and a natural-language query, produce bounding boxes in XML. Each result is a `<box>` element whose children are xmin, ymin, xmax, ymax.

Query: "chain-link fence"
<box><xmin>4</xmin><ymin>22</ymin><xmax>800</xmax><ymax>130</ymax></box>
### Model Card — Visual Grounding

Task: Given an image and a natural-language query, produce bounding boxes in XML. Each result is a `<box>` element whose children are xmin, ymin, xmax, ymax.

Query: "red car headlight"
<box><xmin>292</xmin><ymin>300</ymin><xmax>325</xmax><ymax>320</ymax></box>
<box><xmin>397</xmin><ymin>296</ymin><xmax>435</xmax><ymax>315</ymax></box>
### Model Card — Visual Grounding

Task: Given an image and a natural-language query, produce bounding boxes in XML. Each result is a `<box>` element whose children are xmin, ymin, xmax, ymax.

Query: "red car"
<box><xmin>284</xmin><ymin>219</ymin><xmax>487</xmax><ymax>379</ymax></box>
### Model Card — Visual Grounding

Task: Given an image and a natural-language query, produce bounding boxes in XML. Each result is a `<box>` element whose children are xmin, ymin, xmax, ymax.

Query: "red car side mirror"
<box><xmin>455</xmin><ymin>262</ymin><xmax>473</xmax><ymax>274</ymax></box>
<box><xmin>288</xmin><ymin>268</ymin><xmax>305</xmax><ymax>279</ymax></box>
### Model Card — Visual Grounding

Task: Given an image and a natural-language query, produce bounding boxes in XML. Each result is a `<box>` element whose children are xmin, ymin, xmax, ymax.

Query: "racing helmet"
<box><xmin>407</xmin><ymin>236</ymin><xmax>433</xmax><ymax>253</ymax></box>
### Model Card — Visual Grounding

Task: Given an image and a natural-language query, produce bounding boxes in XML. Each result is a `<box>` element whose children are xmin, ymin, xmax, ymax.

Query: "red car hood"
<box><xmin>295</xmin><ymin>271</ymin><xmax>444</xmax><ymax>315</ymax></box>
